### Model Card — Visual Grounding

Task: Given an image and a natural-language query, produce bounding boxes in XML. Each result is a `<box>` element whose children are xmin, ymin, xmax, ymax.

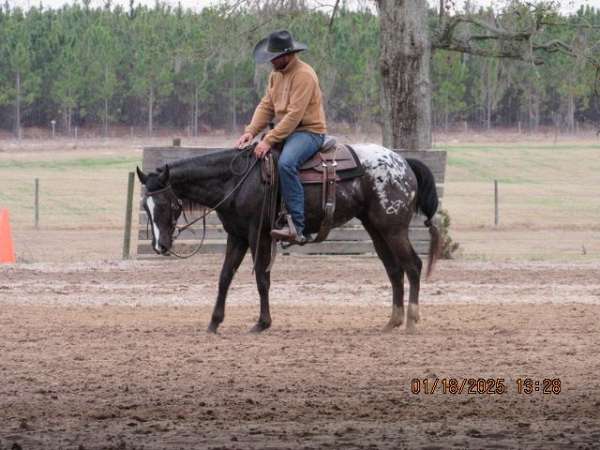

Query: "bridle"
<box><xmin>143</xmin><ymin>146</ymin><xmax>260</xmax><ymax>259</ymax></box>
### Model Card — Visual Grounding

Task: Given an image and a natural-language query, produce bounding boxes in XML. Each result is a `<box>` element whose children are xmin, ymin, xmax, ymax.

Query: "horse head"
<box><xmin>137</xmin><ymin>165</ymin><xmax>183</xmax><ymax>255</ymax></box>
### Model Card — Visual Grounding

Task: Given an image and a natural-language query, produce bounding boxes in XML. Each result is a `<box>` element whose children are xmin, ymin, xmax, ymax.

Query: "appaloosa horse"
<box><xmin>136</xmin><ymin>142</ymin><xmax>440</xmax><ymax>333</ymax></box>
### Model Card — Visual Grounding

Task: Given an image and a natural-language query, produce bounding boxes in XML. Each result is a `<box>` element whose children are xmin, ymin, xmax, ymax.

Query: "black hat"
<box><xmin>253</xmin><ymin>30</ymin><xmax>308</xmax><ymax>64</ymax></box>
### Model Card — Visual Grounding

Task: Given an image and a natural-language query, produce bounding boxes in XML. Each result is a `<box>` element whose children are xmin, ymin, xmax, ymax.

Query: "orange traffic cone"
<box><xmin>0</xmin><ymin>208</ymin><xmax>16</xmax><ymax>263</ymax></box>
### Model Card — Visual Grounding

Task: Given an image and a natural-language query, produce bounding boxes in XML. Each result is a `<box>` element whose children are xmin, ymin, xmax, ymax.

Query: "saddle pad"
<box><xmin>299</xmin><ymin>144</ymin><xmax>364</xmax><ymax>184</ymax></box>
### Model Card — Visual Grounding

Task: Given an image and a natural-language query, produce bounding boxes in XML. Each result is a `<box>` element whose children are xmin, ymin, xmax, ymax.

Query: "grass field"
<box><xmin>433</xmin><ymin>134</ymin><xmax>600</xmax><ymax>260</ymax></box>
<box><xmin>0</xmin><ymin>132</ymin><xmax>598</xmax><ymax>262</ymax></box>
<box><xmin>442</xmin><ymin>141</ymin><xmax>600</xmax><ymax>226</ymax></box>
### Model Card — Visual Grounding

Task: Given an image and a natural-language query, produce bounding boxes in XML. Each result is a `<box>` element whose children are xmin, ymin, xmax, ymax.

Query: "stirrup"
<box><xmin>280</xmin><ymin>235</ymin><xmax>308</xmax><ymax>248</ymax></box>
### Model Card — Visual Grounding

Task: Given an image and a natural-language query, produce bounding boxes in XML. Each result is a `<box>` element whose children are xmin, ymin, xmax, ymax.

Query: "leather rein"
<box><xmin>144</xmin><ymin>146</ymin><xmax>259</xmax><ymax>259</ymax></box>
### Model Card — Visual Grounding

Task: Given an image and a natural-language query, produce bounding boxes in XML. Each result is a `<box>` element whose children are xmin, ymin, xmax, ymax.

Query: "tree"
<box><xmin>375</xmin><ymin>0</ymin><xmax>600</xmax><ymax>149</ymax></box>
<box><xmin>49</xmin><ymin>5</ymin><xmax>87</xmax><ymax>135</ymax></box>
<box><xmin>80</xmin><ymin>20</ymin><xmax>121</xmax><ymax>136</ymax></box>
<box><xmin>172</xmin><ymin>9</ymin><xmax>211</xmax><ymax>136</ymax></box>
<box><xmin>129</xmin><ymin>6</ymin><xmax>175</xmax><ymax>136</ymax></box>
<box><xmin>0</xmin><ymin>1</ymin><xmax>598</xmax><ymax>137</ymax></box>
<box><xmin>0</xmin><ymin>8</ymin><xmax>40</xmax><ymax>139</ymax></box>
<box><xmin>432</xmin><ymin>51</ymin><xmax>467</xmax><ymax>130</ymax></box>
<box><xmin>376</xmin><ymin>0</ymin><xmax>432</xmax><ymax>149</ymax></box>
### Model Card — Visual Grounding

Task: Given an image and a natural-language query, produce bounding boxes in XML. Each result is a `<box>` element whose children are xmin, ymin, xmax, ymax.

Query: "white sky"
<box><xmin>5</xmin><ymin>0</ymin><xmax>600</xmax><ymax>14</ymax></box>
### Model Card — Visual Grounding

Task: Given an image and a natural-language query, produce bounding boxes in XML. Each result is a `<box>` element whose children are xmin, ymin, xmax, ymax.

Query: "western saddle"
<box><xmin>263</xmin><ymin>136</ymin><xmax>364</xmax><ymax>244</ymax></box>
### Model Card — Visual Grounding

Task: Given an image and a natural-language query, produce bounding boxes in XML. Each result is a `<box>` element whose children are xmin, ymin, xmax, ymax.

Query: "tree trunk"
<box><xmin>148</xmin><ymin>86</ymin><xmax>154</xmax><ymax>137</ymax></box>
<box><xmin>193</xmin><ymin>84</ymin><xmax>199</xmax><ymax>137</ymax></box>
<box><xmin>566</xmin><ymin>92</ymin><xmax>575</xmax><ymax>134</ymax></box>
<box><xmin>526</xmin><ymin>83</ymin><xmax>540</xmax><ymax>133</ymax></box>
<box><xmin>527</xmin><ymin>85</ymin><xmax>533</xmax><ymax>132</ymax></box>
<box><xmin>104</xmin><ymin>65</ymin><xmax>109</xmax><ymax>137</ymax></box>
<box><xmin>104</xmin><ymin>97</ymin><xmax>109</xmax><ymax>138</ymax></box>
<box><xmin>377</xmin><ymin>0</ymin><xmax>432</xmax><ymax>150</ymax></box>
<box><xmin>15</xmin><ymin>70</ymin><xmax>21</xmax><ymax>140</ymax></box>
<box><xmin>64</xmin><ymin>105</ymin><xmax>72</xmax><ymax>136</ymax></box>
<box><xmin>444</xmin><ymin>98</ymin><xmax>449</xmax><ymax>132</ymax></box>
<box><xmin>533</xmin><ymin>94</ymin><xmax>540</xmax><ymax>132</ymax></box>
<box><xmin>231</xmin><ymin>68</ymin><xmax>237</xmax><ymax>132</ymax></box>
<box><xmin>486</xmin><ymin>91</ymin><xmax>492</xmax><ymax>130</ymax></box>
<box><xmin>485</xmin><ymin>62</ymin><xmax>493</xmax><ymax>131</ymax></box>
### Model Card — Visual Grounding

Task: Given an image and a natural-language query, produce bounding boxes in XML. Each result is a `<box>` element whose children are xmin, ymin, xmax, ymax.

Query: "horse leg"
<box><xmin>362</xmin><ymin>220</ymin><xmax>406</xmax><ymax>332</ymax></box>
<box><xmin>383</xmin><ymin>234</ymin><xmax>423</xmax><ymax>333</ymax></box>
<box><xmin>208</xmin><ymin>233</ymin><xmax>248</xmax><ymax>333</ymax></box>
<box><xmin>249</xmin><ymin>233</ymin><xmax>273</xmax><ymax>333</ymax></box>
<box><xmin>405</xmin><ymin>246</ymin><xmax>424</xmax><ymax>331</ymax></box>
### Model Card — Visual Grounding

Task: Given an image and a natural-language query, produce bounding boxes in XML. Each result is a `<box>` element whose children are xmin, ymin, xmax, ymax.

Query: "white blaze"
<box><xmin>146</xmin><ymin>197</ymin><xmax>162</xmax><ymax>252</ymax></box>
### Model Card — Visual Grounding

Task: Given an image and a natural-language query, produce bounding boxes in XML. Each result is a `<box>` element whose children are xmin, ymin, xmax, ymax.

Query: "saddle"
<box><xmin>262</xmin><ymin>136</ymin><xmax>364</xmax><ymax>244</ymax></box>
<box><xmin>298</xmin><ymin>136</ymin><xmax>364</xmax><ymax>183</ymax></box>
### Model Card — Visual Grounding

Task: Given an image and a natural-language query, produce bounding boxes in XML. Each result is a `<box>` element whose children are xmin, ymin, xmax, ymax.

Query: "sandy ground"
<box><xmin>2</xmin><ymin>255</ymin><xmax>600</xmax><ymax>449</ymax></box>
<box><xmin>2</xmin><ymin>132</ymin><xmax>600</xmax><ymax>448</ymax></box>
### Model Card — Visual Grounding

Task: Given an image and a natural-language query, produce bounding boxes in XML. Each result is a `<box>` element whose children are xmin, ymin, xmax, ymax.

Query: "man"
<box><xmin>235</xmin><ymin>30</ymin><xmax>327</xmax><ymax>244</ymax></box>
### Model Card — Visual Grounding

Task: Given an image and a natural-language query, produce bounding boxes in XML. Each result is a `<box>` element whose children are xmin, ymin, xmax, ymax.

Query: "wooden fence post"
<box><xmin>494</xmin><ymin>180</ymin><xmax>499</xmax><ymax>226</ymax></box>
<box><xmin>122</xmin><ymin>172</ymin><xmax>135</xmax><ymax>259</ymax></box>
<box><xmin>34</xmin><ymin>178</ymin><xmax>39</xmax><ymax>229</ymax></box>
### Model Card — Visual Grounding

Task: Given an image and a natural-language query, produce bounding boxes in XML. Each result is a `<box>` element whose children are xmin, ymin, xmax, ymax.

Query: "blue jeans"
<box><xmin>278</xmin><ymin>131</ymin><xmax>325</xmax><ymax>235</ymax></box>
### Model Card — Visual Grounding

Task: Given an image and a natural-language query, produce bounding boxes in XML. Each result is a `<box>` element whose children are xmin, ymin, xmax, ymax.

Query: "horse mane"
<box><xmin>159</xmin><ymin>147</ymin><xmax>255</xmax><ymax>214</ymax></box>
<box><xmin>165</xmin><ymin>148</ymin><xmax>237</xmax><ymax>175</ymax></box>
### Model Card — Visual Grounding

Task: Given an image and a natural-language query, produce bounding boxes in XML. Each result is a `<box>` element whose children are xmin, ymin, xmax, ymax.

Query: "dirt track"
<box><xmin>1</xmin><ymin>256</ymin><xmax>600</xmax><ymax>449</ymax></box>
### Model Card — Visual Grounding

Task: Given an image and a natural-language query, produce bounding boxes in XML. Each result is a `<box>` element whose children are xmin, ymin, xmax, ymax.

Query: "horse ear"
<box><xmin>158</xmin><ymin>164</ymin><xmax>170</xmax><ymax>185</ymax></box>
<box><xmin>136</xmin><ymin>166</ymin><xmax>148</xmax><ymax>184</ymax></box>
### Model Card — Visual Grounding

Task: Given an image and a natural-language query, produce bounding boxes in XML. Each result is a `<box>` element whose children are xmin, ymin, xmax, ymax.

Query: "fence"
<box><xmin>136</xmin><ymin>145</ymin><xmax>447</xmax><ymax>256</ymax></box>
<box><xmin>0</xmin><ymin>173</ymin><xmax>139</xmax><ymax>262</ymax></box>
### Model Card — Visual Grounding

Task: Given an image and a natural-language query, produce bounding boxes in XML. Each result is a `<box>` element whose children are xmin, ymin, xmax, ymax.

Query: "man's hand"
<box><xmin>235</xmin><ymin>132</ymin><xmax>254</xmax><ymax>149</ymax></box>
<box><xmin>254</xmin><ymin>140</ymin><xmax>271</xmax><ymax>159</ymax></box>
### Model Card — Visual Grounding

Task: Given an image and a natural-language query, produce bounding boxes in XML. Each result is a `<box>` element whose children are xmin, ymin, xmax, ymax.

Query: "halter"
<box><xmin>143</xmin><ymin>146</ymin><xmax>260</xmax><ymax>259</ymax></box>
<box><xmin>144</xmin><ymin>183</ymin><xmax>185</xmax><ymax>231</ymax></box>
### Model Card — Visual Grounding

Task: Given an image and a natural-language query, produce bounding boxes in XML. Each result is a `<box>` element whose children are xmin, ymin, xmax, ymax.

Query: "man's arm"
<box><xmin>263</xmin><ymin>72</ymin><xmax>315</xmax><ymax>146</ymax></box>
<box><xmin>245</xmin><ymin>75</ymin><xmax>275</xmax><ymax>137</ymax></box>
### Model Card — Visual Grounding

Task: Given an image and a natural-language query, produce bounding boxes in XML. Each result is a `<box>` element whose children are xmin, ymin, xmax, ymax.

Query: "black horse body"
<box><xmin>137</xmin><ymin>143</ymin><xmax>440</xmax><ymax>333</ymax></box>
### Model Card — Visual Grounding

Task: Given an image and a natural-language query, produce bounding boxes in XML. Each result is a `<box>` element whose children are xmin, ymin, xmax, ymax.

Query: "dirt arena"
<box><xmin>1</xmin><ymin>133</ymin><xmax>599</xmax><ymax>448</ymax></box>
<box><xmin>2</xmin><ymin>255</ymin><xmax>600</xmax><ymax>449</ymax></box>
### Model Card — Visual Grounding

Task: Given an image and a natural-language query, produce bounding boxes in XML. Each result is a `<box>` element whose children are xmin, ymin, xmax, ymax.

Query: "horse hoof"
<box><xmin>207</xmin><ymin>323</ymin><xmax>219</xmax><ymax>334</ymax></box>
<box><xmin>382</xmin><ymin>321</ymin><xmax>401</xmax><ymax>333</ymax></box>
<box><xmin>407</xmin><ymin>304</ymin><xmax>420</xmax><ymax>323</ymax></box>
<box><xmin>383</xmin><ymin>306</ymin><xmax>404</xmax><ymax>332</ymax></box>
<box><xmin>249</xmin><ymin>322</ymin><xmax>271</xmax><ymax>333</ymax></box>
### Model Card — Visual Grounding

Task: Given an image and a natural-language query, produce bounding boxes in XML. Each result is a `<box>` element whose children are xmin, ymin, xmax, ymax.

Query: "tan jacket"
<box><xmin>245</xmin><ymin>55</ymin><xmax>327</xmax><ymax>146</ymax></box>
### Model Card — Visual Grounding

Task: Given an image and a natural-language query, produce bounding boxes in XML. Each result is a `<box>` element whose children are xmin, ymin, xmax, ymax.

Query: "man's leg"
<box><xmin>274</xmin><ymin>131</ymin><xmax>325</xmax><ymax>239</ymax></box>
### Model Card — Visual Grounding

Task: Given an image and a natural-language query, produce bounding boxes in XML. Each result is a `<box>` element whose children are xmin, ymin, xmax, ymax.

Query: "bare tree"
<box><xmin>376</xmin><ymin>0</ymin><xmax>600</xmax><ymax>149</ymax></box>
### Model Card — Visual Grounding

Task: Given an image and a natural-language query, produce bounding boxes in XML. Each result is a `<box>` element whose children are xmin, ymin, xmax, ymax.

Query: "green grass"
<box><xmin>435</xmin><ymin>143</ymin><xmax>600</xmax><ymax>185</ymax></box>
<box><xmin>0</xmin><ymin>156</ymin><xmax>140</xmax><ymax>171</ymax></box>
<box><xmin>0</xmin><ymin>153</ymin><xmax>142</xmax><ymax>229</ymax></box>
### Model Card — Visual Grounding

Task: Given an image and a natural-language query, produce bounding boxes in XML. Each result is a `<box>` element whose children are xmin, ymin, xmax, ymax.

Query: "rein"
<box><xmin>144</xmin><ymin>146</ymin><xmax>259</xmax><ymax>259</ymax></box>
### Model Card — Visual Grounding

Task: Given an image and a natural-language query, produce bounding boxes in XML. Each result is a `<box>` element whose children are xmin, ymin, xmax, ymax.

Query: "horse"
<box><xmin>136</xmin><ymin>142</ymin><xmax>441</xmax><ymax>333</ymax></box>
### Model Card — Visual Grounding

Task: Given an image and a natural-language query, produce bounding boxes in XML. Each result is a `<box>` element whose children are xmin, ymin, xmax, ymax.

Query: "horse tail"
<box><xmin>406</xmin><ymin>158</ymin><xmax>441</xmax><ymax>278</ymax></box>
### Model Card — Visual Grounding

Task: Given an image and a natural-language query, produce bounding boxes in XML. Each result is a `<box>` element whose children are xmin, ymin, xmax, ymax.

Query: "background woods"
<box><xmin>0</xmin><ymin>0</ymin><xmax>599</xmax><ymax>138</ymax></box>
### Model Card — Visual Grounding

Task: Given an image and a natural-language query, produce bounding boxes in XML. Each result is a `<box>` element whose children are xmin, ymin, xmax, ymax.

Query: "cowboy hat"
<box><xmin>253</xmin><ymin>30</ymin><xmax>308</xmax><ymax>64</ymax></box>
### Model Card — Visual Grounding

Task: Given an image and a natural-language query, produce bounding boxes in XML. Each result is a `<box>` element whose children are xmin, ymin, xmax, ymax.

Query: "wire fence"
<box><xmin>0</xmin><ymin>174</ymin><xmax>140</xmax><ymax>263</ymax></box>
<box><xmin>1</xmin><ymin>175</ymin><xmax>599</xmax><ymax>262</ymax></box>
<box><xmin>0</xmin><ymin>176</ymin><xmax>140</xmax><ymax>230</ymax></box>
